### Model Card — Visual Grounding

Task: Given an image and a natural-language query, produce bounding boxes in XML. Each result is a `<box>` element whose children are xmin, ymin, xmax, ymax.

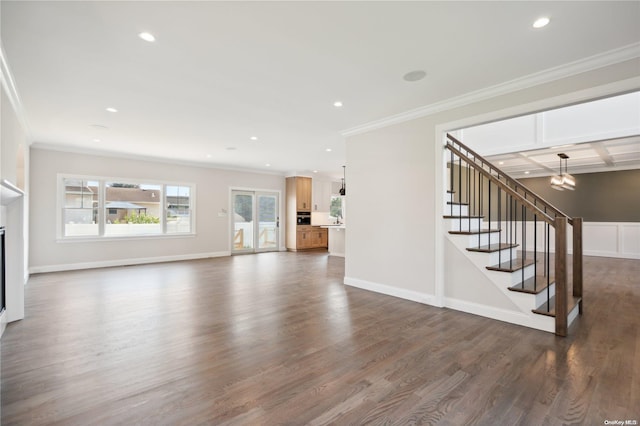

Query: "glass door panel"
<box><xmin>231</xmin><ymin>190</ymin><xmax>279</xmax><ymax>254</ymax></box>
<box><xmin>232</xmin><ymin>191</ymin><xmax>254</xmax><ymax>253</ymax></box>
<box><xmin>257</xmin><ymin>193</ymin><xmax>278</xmax><ymax>251</ymax></box>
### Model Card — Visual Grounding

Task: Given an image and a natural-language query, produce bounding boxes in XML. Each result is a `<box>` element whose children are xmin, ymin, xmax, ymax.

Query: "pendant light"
<box><xmin>339</xmin><ymin>165</ymin><xmax>346</xmax><ymax>196</ymax></box>
<box><xmin>550</xmin><ymin>153</ymin><xmax>575</xmax><ymax>191</ymax></box>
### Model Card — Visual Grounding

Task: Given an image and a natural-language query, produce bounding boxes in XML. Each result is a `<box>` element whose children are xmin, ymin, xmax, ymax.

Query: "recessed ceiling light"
<box><xmin>524</xmin><ymin>171</ymin><xmax>530</xmax><ymax>175</ymax></box>
<box><xmin>533</xmin><ymin>17</ymin><xmax>550</xmax><ymax>29</ymax></box>
<box><xmin>138</xmin><ymin>32</ymin><xmax>156</xmax><ymax>42</ymax></box>
<box><xmin>333</xmin><ymin>101</ymin><xmax>343</xmax><ymax>108</ymax></box>
<box><xmin>325</xmin><ymin>148</ymin><xmax>332</xmax><ymax>152</ymax></box>
<box><xmin>499</xmin><ymin>161</ymin><xmax>505</xmax><ymax>165</ymax></box>
<box><xmin>250</xmin><ymin>136</ymin><xmax>258</xmax><ymax>141</ymax></box>
<box><xmin>265</xmin><ymin>163</ymin><xmax>271</xmax><ymax>167</ymax></box>
<box><xmin>92</xmin><ymin>138</ymin><xmax>101</xmax><ymax>143</ymax></box>
<box><xmin>105</xmin><ymin>107</ymin><xmax>118</xmax><ymax>113</ymax></box>
<box><xmin>313</xmin><ymin>170</ymin><xmax>318</xmax><ymax>173</ymax></box>
<box><xmin>206</xmin><ymin>154</ymin><xmax>212</xmax><ymax>158</ymax></box>
<box><xmin>403</xmin><ymin>70</ymin><xmax>427</xmax><ymax>82</ymax></box>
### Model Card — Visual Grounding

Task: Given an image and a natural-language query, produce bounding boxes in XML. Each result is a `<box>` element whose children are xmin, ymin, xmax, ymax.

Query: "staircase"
<box><xmin>444</xmin><ymin>134</ymin><xmax>583</xmax><ymax>336</ymax></box>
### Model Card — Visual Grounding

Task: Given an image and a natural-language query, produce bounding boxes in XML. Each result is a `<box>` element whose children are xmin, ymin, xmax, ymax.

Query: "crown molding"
<box><xmin>341</xmin><ymin>42</ymin><xmax>640</xmax><ymax>138</ymax></box>
<box><xmin>0</xmin><ymin>42</ymin><xmax>33</xmax><ymax>143</ymax></box>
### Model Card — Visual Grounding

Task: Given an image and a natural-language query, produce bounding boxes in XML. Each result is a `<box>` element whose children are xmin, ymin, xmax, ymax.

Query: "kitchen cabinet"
<box><xmin>296</xmin><ymin>226</ymin><xmax>313</xmax><ymax>249</ymax></box>
<box><xmin>310</xmin><ymin>228</ymin><xmax>328</xmax><ymax>248</ymax></box>
<box><xmin>295</xmin><ymin>177</ymin><xmax>312</xmax><ymax>212</ymax></box>
<box><xmin>286</xmin><ymin>177</ymin><xmax>323</xmax><ymax>250</ymax></box>
<box><xmin>312</xmin><ymin>179</ymin><xmax>332</xmax><ymax>212</ymax></box>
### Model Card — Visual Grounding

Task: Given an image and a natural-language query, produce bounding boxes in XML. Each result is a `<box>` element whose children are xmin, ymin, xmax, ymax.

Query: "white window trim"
<box><xmin>57</xmin><ymin>173</ymin><xmax>196</xmax><ymax>241</ymax></box>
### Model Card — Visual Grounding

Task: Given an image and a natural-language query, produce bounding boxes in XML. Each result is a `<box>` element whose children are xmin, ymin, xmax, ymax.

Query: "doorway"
<box><xmin>231</xmin><ymin>190</ymin><xmax>279</xmax><ymax>253</ymax></box>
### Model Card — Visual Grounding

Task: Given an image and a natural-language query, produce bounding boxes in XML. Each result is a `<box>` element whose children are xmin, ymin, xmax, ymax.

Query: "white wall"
<box><xmin>344</xmin><ymin>58</ymin><xmax>640</xmax><ymax>308</ymax></box>
<box><xmin>1</xmin><ymin>78</ymin><xmax>29</xmax><ymax>326</ymax></box>
<box><xmin>29</xmin><ymin>148</ymin><xmax>286</xmax><ymax>272</ymax></box>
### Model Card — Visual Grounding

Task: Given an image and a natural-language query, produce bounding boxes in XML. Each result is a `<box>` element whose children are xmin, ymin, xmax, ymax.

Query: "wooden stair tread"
<box><xmin>449</xmin><ymin>229</ymin><xmax>500</xmax><ymax>235</ymax></box>
<box><xmin>443</xmin><ymin>215</ymin><xmax>483</xmax><ymax>219</ymax></box>
<box><xmin>486</xmin><ymin>257</ymin><xmax>535</xmax><ymax>272</ymax></box>
<box><xmin>467</xmin><ymin>243</ymin><xmax>518</xmax><ymax>253</ymax></box>
<box><xmin>446</xmin><ymin>201</ymin><xmax>468</xmax><ymax>206</ymax></box>
<box><xmin>508</xmin><ymin>275</ymin><xmax>554</xmax><ymax>294</ymax></box>
<box><xmin>532</xmin><ymin>295</ymin><xmax>582</xmax><ymax>317</ymax></box>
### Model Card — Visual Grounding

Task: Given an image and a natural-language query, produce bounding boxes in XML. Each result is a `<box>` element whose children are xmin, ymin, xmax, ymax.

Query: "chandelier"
<box><xmin>550</xmin><ymin>153</ymin><xmax>575</xmax><ymax>191</ymax></box>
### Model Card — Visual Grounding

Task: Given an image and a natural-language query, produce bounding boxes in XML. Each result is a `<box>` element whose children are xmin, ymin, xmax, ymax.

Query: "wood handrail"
<box><xmin>446</xmin><ymin>142</ymin><xmax>556</xmax><ymax>225</ymax></box>
<box><xmin>446</xmin><ymin>134</ymin><xmax>573</xmax><ymax>224</ymax></box>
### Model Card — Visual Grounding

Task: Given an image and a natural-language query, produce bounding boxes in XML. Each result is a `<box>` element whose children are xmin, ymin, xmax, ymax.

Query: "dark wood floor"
<box><xmin>2</xmin><ymin>252</ymin><xmax>638</xmax><ymax>425</ymax></box>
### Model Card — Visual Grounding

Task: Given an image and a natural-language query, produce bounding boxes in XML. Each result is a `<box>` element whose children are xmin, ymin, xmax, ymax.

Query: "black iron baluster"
<box><xmin>498</xmin><ymin>187</ymin><xmax>502</xmax><ymax>265</ymax></box>
<box><xmin>522</xmin><ymin>204</ymin><xmax>526</xmax><ymax>289</ymax></box>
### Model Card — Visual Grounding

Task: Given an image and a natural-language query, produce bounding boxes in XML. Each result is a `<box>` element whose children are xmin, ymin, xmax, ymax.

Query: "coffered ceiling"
<box><xmin>486</xmin><ymin>135</ymin><xmax>640</xmax><ymax>178</ymax></box>
<box><xmin>2</xmin><ymin>1</ymin><xmax>640</xmax><ymax>179</ymax></box>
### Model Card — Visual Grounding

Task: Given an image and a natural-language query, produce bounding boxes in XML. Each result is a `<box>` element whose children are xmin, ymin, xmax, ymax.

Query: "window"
<box><xmin>63</xmin><ymin>179</ymin><xmax>99</xmax><ymax>236</ymax></box>
<box><xmin>60</xmin><ymin>176</ymin><xmax>194</xmax><ymax>239</ymax></box>
<box><xmin>166</xmin><ymin>185</ymin><xmax>191</xmax><ymax>234</ymax></box>
<box><xmin>329</xmin><ymin>195</ymin><xmax>344</xmax><ymax>223</ymax></box>
<box><xmin>105</xmin><ymin>182</ymin><xmax>162</xmax><ymax>236</ymax></box>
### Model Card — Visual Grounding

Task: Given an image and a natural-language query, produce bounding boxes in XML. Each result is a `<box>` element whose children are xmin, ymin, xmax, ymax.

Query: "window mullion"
<box><xmin>98</xmin><ymin>180</ymin><xmax>105</xmax><ymax>236</ymax></box>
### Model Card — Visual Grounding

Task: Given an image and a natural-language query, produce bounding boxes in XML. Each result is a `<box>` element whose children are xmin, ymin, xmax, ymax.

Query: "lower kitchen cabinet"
<box><xmin>295</xmin><ymin>226</ymin><xmax>327</xmax><ymax>250</ymax></box>
<box><xmin>296</xmin><ymin>228</ymin><xmax>312</xmax><ymax>249</ymax></box>
<box><xmin>311</xmin><ymin>228</ymin><xmax>328</xmax><ymax>248</ymax></box>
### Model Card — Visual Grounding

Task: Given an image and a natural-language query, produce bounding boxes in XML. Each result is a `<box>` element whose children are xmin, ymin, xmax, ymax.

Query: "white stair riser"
<box><xmin>445</xmin><ymin>218</ymin><xmax>483</xmax><ymax>232</ymax></box>
<box><xmin>486</xmin><ymin>247</ymin><xmax>518</xmax><ymax>265</ymax></box>
<box><xmin>534</xmin><ymin>282</ymin><xmax>556</xmax><ymax>307</ymax></box>
<box><xmin>507</xmin><ymin>263</ymin><xmax>536</xmax><ymax>285</ymax></box>
<box><xmin>444</xmin><ymin>204</ymin><xmax>469</xmax><ymax>216</ymax></box>
<box><xmin>464</xmin><ymin>232</ymin><xmax>500</xmax><ymax>247</ymax></box>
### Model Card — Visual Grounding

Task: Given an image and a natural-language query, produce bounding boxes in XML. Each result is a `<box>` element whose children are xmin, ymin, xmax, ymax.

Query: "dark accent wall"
<box><xmin>518</xmin><ymin>169</ymin><xmax>640</xmax><ymax>222</ymax></box>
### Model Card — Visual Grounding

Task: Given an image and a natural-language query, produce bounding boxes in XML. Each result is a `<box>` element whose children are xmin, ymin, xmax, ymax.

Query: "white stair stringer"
<box><xmin>445</xmin><ymin>229</ymin><xmax>556</xmax><ymax>334</ymax></box>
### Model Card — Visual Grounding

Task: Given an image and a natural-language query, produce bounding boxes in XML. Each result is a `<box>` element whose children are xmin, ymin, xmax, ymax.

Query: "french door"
<box><xmin>231</xmin><ymin>190</ymin><xmax>279</xmax><ymax>254</ymax></box>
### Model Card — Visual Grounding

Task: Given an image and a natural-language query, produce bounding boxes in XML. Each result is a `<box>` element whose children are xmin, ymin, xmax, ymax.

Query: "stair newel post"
<box><xmin>555</xmin><ymin>216</ymin><xmax>568</xmax><ymax>337</ymax></box>
<box><xmin>572</xmin><ymin>217</ymin><xmax>583</xmax><ymax>314</ymax></box>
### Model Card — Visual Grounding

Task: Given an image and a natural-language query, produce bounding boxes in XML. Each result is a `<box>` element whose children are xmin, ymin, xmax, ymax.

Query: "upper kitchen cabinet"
<box><xmin>289</xmin><ymin>176</ymin><xmax>312</xmax><ymax>212</ymax></box>
<box><xmin>312</xmin><ymin>179</ymin><xmax>332</xmax><ymax>212</ymax></box>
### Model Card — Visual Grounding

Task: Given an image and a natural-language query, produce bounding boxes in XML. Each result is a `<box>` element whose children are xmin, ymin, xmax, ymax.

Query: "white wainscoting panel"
<box><xmin>486</xmin><ymin>221</ymin><xmax>639</xmax><ymax>259</ymax></box>
<box><xmin>621</xmin><ymin>224</ymin><xmax>640</xmax><ymax>258</ymax></box>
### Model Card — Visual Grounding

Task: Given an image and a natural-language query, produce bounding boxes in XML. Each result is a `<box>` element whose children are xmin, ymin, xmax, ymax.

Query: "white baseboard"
<box><xmin>329</xmin><ymin>252</ymin><xmax>345</xmax><ymax>258</ymax></box>
<box><xmin>444</xmin><ymin>297</ymin><xmax>555</xmax><ymax>333</ymax></box>
<box><xmin>29</xmin><ymin>251</ymin><xmax>231</xmax><ymax>274</ymax></box>
<box><xmin>343</xmin><ymin>276</ymin><xmax>437</xmax><ymax>306</ymax></box>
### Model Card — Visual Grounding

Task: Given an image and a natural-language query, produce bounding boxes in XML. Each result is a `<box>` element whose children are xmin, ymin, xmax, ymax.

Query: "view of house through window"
<box><xmin>61</xmin><ymin>177</ymin><xmax>194</xmax><ymax>238</ymax></box>
<box><xmin>63</xmin><ymin>179</ymin><xmax>99</xmax><ymax>236</ymax></box>
<box><xmin>105</xmin><ymin>182</ymin><xmax>162</xmax><ymax>236</ymax></box>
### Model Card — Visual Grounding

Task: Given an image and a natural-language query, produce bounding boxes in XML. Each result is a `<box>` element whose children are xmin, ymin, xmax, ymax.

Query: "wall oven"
<box><xmin>296</xmin><ymin>212</ymin><xmax>311</xmax><ymax>226</ymax></box>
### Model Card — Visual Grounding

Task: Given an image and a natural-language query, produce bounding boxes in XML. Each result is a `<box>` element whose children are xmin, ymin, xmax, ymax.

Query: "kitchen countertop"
<box><xmin>320</xmin><ymin>224</ymin><xmax>345</xmax><ymax>229</ymax></box>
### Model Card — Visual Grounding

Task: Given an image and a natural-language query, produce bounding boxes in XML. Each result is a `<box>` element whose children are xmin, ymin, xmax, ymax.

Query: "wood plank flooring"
<box><xmin>2</xmin><ymin>252</ymin><xmax>639</xmax><ymax>425</ymax></box>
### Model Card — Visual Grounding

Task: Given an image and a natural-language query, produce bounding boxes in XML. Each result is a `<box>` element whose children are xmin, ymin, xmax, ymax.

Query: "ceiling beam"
<box><xmin>516</xmin><ymin>152</ymin><xmax>557</xmax><ymax>174</ymax></box>
<box><xmin>592</xmin><ymin>142</ymin><xmax>615</xmax><ymax>167</ymax></box>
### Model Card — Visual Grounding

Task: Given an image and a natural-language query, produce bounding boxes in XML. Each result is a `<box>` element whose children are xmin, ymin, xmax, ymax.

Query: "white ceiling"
<box><xmin>2</xmin><ymin>1</ymin><xmax>640</xmax><ymax>179</ymax></box>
